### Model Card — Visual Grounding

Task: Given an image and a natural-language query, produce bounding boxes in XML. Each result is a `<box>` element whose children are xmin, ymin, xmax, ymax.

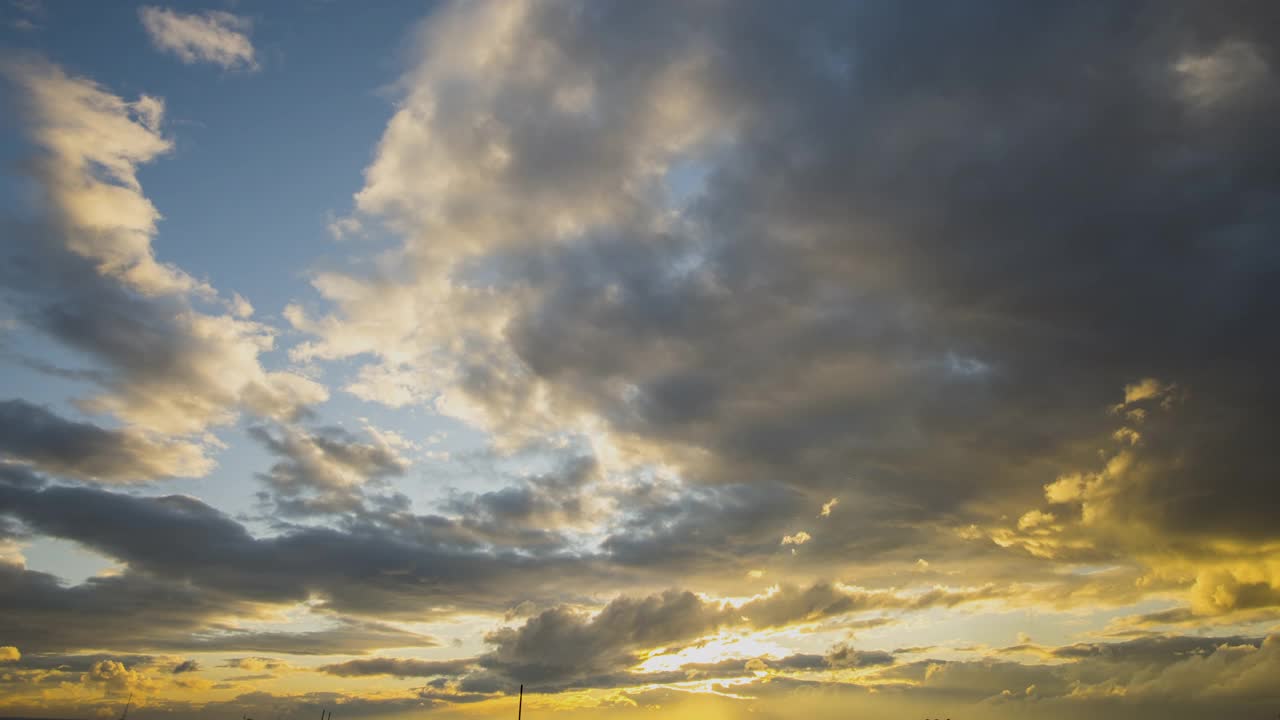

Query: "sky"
<box><xmin>0</xmin><ymin>1</ymin><xmax>1278</xmax><ymax>719</ymax></box>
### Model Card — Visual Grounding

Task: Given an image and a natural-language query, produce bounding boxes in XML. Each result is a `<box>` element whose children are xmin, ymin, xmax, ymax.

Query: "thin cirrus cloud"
<box><xmin>138</xmin><ymin>6</ymin><xmax>256</xmax><ymax>70</ymax></box>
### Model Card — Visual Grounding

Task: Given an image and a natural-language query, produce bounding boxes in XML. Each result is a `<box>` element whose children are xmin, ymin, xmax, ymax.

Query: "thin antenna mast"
<box><xmin>119</xmin><ymin>693</ymin><xmax>133</xmax><ymax>720</ymax></box>
<box><xmin>517</xmin><ymin>684</ymin><xmax>523</xmax><ymax>720</ymax></box>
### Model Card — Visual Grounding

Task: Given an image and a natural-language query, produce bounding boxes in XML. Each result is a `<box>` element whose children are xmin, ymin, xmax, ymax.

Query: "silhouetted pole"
<box><xmin>517</xmin><ymin>684</ymin><xmax>523</xmax><ymax>720</ymax></box>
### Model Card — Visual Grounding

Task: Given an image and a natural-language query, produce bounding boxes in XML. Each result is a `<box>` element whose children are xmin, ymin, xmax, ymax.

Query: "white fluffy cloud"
<box><xmin>5</xmin><ymin>60</ymin><xmax>201</xmax><ymax>296</ymax></box>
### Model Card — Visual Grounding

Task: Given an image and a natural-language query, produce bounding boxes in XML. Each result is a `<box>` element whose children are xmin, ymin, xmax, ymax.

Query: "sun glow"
<box><xmin>636</xmin><ymin>633</ymin><xmax>792</xmax><ymax>673</ymax></box>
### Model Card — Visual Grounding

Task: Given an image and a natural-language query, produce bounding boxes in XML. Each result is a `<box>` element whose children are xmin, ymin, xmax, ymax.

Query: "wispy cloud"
<box><xmin>138</xmin><ymin>7</ymin><xmax>256</xmax><ymax>70</ymax></box>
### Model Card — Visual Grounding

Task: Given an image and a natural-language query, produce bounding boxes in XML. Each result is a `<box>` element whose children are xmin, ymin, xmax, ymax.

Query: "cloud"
<box><xmin>138</xmin><ymin>7</ymin><xmax>256</xmax><ymax>70</ymax></box>
<box><xmin>171</xmin><ymin>659</ymin><xmax>199</xmax><ymax>674</ymax></box>
<box><xmin>453</xmin><ymin>582</ymin><xmax>1003</xmax><ymax>692</ymax></box>
<box><xmin>442</xmin><ymin>454</ymin><xmax>602</xmax><ymax>550</ymax></box>
<box><xmin>319</xmin><ymin>657</ymin><xmax>478</xmax><ymax>678</ymax></box>
<box><xmin>2</xmin><ymin>58</ymin><xmax>194</xmax><ymax>296</ymax></box>
<box><xmin>877</xmin><ymin>633</ymin><xmax>1280</xmax><ymax>709</ymax></box>
<box><xmin>248</xmin><ymin>423</ymin><xmax>409</xmax><ymax>517</ymax></box>
<box><xmin>0</xmin><ymin>473</ymin><xmax>632</xmax><ymax>636</ymax></box>
<box><xmin>0</xmin><ymin>557</ymin><xmax>436</xmax><ymax>655</ymax></box>
<box><xmin>0</xmin><ymin>562</ymin><xmax>259</xmax><ymax>654</ymax></box>
<box><xmin>781</xmin><ymin>531</ymin><xmax>811</xmax><ymax>546</ymax></box>
<box><xmin>82</xmin><ymin>658</ymin><xmax>156</xmax><ymax>695</ymax></box>
<box><xmin>4</xmin><ymin>0</ymin><xmax>1275</xmax><ymax>606</ymax></box>
<box><xmin>819</xmin><ymin>498</ymin><xmax>838</xmax><ymax>518</ymax></box>
<box><xmin>7</xmin><ymin>0</ymin><xmax>43</xmax><ymax>32</ymax></box>
<box><xmin>5</xmin><ymin>1</ymin><xmax>1280</xmax><ymax>715</ymax></box>
<box><xmin>479</xmin><ymin>590</ymin><xmax>726</xmax><ymax>685</ymax></box>
<box><xmin>824</xmin><ymin>643</ymin><xmax>894</xmax><ymax>669</ymax></box>
<box><xmin>284</xmin><ymin>1</ymin><xmax>1280</xmax><ymax>614</ymax></box>
<box><xmin>178</xmin><ymin>620</ymin><xmax>435</xmax><ymax>655</ymax></box>
<box><xmin>0</xmin><ymin>399</ymin><xmax>212</xmax><ymax>482</ymax></box>
<box><xmin>1175</xmin><ymin>40</ymin><xmax>1270</xmax><ymax>110</ymax></box>
<box><xmin>0</xmin><ymin>646</ymin><xmax>18</xmax><ymax>662</ymax></box>
<box><xmin>602</xmin><ymin>480</ymin><xmax>806</xmax><ymax>572</ymax></box>
<box><xmin>1</xmin><ymin>59</ymin><xmax>326</xmax><ymax>446</ymax></box>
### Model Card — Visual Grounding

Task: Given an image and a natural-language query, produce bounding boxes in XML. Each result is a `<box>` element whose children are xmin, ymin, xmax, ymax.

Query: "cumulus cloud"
<box><xmin>82</xmin><ymin>658</ymin><xmax>155</xmax><ymax>695</ymax></box>
<box><xmin>1</xmin><ymin>59</ymin><xmax>326</xmax><ymax>458</ymax></box>
<box><xmin>3</xmin><ymin>58</ymin><xmax>197</xmax><ymax>296</ymax></box>
<box><xmin>248</xmin><ymin>423</ymin><xmax>409</xmax><ymax>516</ymax></box>
<box><xmin>139</xmin><ymin>7</ymin><xmax>256</xmax><ymax>70</ymax></box>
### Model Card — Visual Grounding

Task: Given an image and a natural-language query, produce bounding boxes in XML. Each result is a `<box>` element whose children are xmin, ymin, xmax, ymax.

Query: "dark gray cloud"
<box><xmin>0</xmin><ymin>398</ymin><xmax>204</xmax><ymax>482</ymax></box>
<box><xmin>319</xmin><ymin>0</ymin><xmax>1280</xmax><ymax>570</ymax></box>
<box><xmin>442</xmin><ymin>454</ymin><xmax>600</xmax><ymax>551</ymax></box>
<box><xmin>0</xmin><ymin>561</ymin><xmax>433</xmax><ymax>655</ymax></box>
<box><xmin>0</xmin><ymin>562</ymin><xmax>254</xmax><ymax>654</ymax></box>
<box><xmin>171</xmin><ymin>659</ymin><xmax>199</xmax><ymax>674</ymax></box>
<box><xmin>0</xmin><ymin>466</ymin><xmax>1003</xmax><ymax>658</ymax></box>
<box><xmin>0</xmin><ymin>473</ymin><xmax>631</xmax><ymax>641</ymax></box>
<box><xmin>477</xmin><ymin>590</ymin><xmax>725</xmax><ymax>686</ymax></box>
<box><xmin>449</xmin><ymin>584</ymin><xmax>999</xmax><ymax>692</ymax></box>
<box><xmin>602</xmin><ymin>479</ymin><xmax>806</xmax><ymax>573</ymax></box>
